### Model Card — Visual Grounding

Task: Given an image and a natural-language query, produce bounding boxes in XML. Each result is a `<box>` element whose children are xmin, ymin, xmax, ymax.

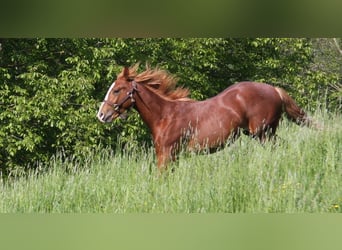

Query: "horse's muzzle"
<box><xmin>97</xmin><ymin>109</ymin><xmax>118</xmax><ymax>123</ymax></box>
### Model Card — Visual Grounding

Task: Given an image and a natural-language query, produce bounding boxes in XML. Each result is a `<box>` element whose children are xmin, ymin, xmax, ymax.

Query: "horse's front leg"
<box><xmin>155</xmin><ymin>143</ymin><xmax>178</xmax><ymax>172</ymax></box>
<box><xmin>155</xmin><ymin>146</ymin><xmax>171</xmax><ymax>172</ymax></box>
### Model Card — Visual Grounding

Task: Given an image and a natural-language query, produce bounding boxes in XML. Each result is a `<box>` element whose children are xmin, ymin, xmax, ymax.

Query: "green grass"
<box><xmin>1</xmin><ymin>112</ymin><xmax>341</xmax><ymax>213</ymax></box>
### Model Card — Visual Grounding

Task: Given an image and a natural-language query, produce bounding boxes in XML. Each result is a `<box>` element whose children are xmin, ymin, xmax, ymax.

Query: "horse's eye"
<box><xmin>113</xmin><ymin>89</ymin><xmax>120</xmax><ymax>94</ymax></box>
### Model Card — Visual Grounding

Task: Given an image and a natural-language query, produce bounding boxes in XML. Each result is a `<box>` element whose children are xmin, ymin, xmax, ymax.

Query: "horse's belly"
<box><xmin>186</xmin><ymin>124</ymin><xmax>231</xmax><ymax>150</ymax></box>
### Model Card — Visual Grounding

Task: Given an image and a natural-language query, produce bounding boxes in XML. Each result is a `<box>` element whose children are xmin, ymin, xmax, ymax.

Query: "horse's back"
<box><xmin>222</xmin><ymin>81</ymin><xmax>282</xmax><ymax>107</ymax></box>
<box><xmin>224</xmin><ymin>81</ymin><xmax>278</xmax><ymax>95</ymax></box>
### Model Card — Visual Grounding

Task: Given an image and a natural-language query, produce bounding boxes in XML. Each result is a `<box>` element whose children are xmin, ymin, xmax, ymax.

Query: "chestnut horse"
<box><xmin>97</xmin><ymin>65</ymin><xmax>313</xmax><ymax>170</ymax></box>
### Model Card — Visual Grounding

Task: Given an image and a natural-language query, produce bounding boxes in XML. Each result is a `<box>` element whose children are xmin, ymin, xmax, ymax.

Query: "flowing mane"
<box><xmin>118</xmin><ymin>64</ymin><xmax>192</xmax><ymax>101</ymax></box>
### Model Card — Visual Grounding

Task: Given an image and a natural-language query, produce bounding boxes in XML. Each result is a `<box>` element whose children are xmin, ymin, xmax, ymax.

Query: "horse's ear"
<box><xmin>123</xmin><ymin>66</ymin><xmax>130</xmax><ymax>79</ymax></box>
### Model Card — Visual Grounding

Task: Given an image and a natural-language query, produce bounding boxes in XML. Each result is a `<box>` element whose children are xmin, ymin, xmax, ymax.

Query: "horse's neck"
<box><xmin>134</xmin><ymin>85</ymin><xmax>168</xmax><ymax>129</ymax></box>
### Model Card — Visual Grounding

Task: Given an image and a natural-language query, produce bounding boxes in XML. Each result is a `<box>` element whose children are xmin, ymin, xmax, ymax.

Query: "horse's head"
<box><xmin>97</xmin><ymin>67</ymin><xmax>138</xmax><ymax>123</ymax></box>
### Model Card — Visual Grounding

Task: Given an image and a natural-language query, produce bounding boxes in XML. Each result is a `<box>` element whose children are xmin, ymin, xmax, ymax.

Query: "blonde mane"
<box><xmin>118</xmin><ymin>64</ymin><xmax>192</xmax><ymax>101</ymax></box>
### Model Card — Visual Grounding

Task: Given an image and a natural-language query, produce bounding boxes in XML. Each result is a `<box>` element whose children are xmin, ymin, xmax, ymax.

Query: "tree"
<box><xmin>0</xmin><ymin>38</ymin><xmax>340</xmax><ymax>174</ymax></box>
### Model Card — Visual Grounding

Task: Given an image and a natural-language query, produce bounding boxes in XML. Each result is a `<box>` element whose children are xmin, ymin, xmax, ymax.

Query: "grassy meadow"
<box><xmin>0</xmin><ymin>112</ymin><xmax>341</xmax><ymax>213</ymax></box>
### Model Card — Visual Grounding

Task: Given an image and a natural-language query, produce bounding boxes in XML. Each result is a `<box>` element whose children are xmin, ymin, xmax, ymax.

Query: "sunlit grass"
<box><xmin>0</xmin><ymin>112</ymin><xmax>341</xmax><ymax>213</ymax></box>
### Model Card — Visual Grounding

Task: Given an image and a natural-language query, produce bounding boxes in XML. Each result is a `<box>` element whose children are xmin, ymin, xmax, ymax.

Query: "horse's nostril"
<box><xmin>97</xmin><ymin>111</ymin><xmax>105</xmax><ymax>121</ymax></box>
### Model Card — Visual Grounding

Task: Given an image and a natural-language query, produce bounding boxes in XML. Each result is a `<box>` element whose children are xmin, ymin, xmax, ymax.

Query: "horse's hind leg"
<box><xmin>248</xmin><ymin>121</ymin><xmax>264</xmax><ymax>142</ymax></box>
<box><xmin>258</xmin><ymin>122</ymin><xmax>280</xmax><ymax>143</ymax></box>
<box><xmin>252</xmin><ymin>126</ymin><xmax>278</xmax><ymax>143</ymax></box>
<box><xmin>248</xmin><ymin>122</ymin><xmax>270</xmax><ymax>143</ymax></box>
<box><xmin>223</xmin><ymin>127</ymin><xmax>241</xmax><ymax>147</ymax></box>
<box><xmin>265</xmin><ymin>118</ymin><xmax>280</xmax><ymax>142</ymax></box>
<box><xmin>249</xmin><ymin>117</ymin><xmax>281</xmax><ymax>143</ymax></box>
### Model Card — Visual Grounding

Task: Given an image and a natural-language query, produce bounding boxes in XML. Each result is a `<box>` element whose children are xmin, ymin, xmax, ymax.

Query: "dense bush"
<box><xmin>0</xmin><ymin>38</ymin><xmax>340</xmax><ymax>173</ymax></box>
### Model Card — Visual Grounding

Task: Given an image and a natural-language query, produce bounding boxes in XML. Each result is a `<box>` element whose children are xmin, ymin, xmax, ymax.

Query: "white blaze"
<box><xmin>104</xmin><ymin>81</ymin><xmax>116</xmax><ymax>101</ymax></box>
<box><xmin>97</xmin><ymin>81</ymin><xmax>116</xmax><ymax>121</ymax></box>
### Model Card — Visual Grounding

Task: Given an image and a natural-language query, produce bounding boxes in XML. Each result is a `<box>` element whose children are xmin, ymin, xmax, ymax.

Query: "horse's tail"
<box><xmin>274</xmin><ymin>87</ymin><xmax>321</xmax><ymax>129</ymax></box>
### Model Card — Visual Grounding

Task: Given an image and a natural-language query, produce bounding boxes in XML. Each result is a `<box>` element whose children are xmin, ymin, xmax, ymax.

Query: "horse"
<box><xmin>97</xmin><ymin>64</ymin><xmax>314</xmax><ymax>170</ymax></box>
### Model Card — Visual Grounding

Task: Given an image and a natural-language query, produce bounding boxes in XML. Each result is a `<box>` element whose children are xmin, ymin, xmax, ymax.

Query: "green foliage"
<box><xmin>0</xmin><ymin>39</ymin><xmax>119</xmax><ymax>172</ymax></box>
<box><xmin>0</xmin><ymin>38</ymin><xmax>340</xmax><ymax>173</ymax></box>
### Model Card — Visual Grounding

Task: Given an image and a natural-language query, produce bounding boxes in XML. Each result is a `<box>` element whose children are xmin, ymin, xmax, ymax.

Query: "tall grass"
<box><xmin>0</xmin><ymin>112</ymin><xmax>341</xmax><ymax>213</ymax></box>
